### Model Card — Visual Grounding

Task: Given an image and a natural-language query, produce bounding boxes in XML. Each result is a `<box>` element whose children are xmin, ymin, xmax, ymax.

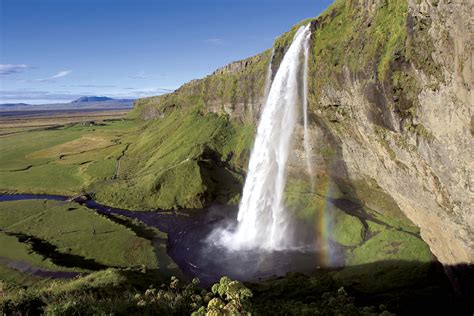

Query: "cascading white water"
<box><xmin>263</xmin><ymin>48</ymin><xmax>274</xmax><ymax>99</ymax></box>
<box><xmin>217</xmin><ymin>24</ymin><xmax>312</xmax><ymax>251</ymax></box>
<box><xmin>302</xmin><ymin>30</ymin><xmax>314</xmax><ymax>190</ymax></box>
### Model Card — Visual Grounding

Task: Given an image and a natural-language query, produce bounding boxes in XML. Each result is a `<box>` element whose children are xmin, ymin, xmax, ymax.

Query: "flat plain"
<box><xmin>0</xmin><ymin>110</ymin><xmax>135</xmax><ymax>195</ymax></box>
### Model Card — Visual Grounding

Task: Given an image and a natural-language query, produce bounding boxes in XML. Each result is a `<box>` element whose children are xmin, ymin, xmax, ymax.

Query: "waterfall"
<box><xmin>302</xmin><ymin>30</ymin><xmax>314</xmax><ymax>190</ymax></box>
<box><xmin>263</xmin><ymin>48</ymin><xmax>274</xmax><ymax>99</ymax></box>
<box><xmin>218</xmin><ymin>24</ymin><xmax>312</xmax><ymax>251</ymax></box>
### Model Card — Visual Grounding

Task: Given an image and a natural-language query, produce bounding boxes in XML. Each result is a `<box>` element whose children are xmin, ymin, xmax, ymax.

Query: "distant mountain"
<box><xmin>0</xmin><ymin>96</ymin><xmax>135</xmax><ymax>112</ymax></box>
<box><xmin>0</xmin><ymin>103</ymin><xmax>30</xmax><ymax>107</ymax></box>
<box><xmin>71</xmin><ymin>96</ymin><xmax>115</xmax><ymax>103</ymax></box>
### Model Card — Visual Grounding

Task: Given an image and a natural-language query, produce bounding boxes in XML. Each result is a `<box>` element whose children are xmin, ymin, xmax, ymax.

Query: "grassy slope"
<box><xmin>94</xmin><ymin>105</ymin><xmax>255</xmax><ymax>210</ymax></box>
<box><xmin>0</xmin><ymin>232</ymin><xmax>73</xmax><ymax>272</ymax></box>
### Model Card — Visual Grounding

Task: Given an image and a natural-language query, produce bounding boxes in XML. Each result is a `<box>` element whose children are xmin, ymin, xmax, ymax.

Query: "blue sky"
<box><xmin>0</xmin><ymin>0</ymin><xmax>333</xmax><ymax>104</ymax></box>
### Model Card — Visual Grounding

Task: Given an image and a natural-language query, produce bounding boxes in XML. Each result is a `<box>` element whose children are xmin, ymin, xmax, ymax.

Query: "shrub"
<box><xmin>193</xmin><ymin>276</ymin><xmax>253</xmax><ymax>316</ymax></box>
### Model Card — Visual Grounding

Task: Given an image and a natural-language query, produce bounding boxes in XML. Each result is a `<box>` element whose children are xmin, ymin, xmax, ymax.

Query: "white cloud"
<box><xmin>206</xmin><ymin>38</ymin><xmax>223</xmax><ymax>45</ymax></box>
<box><xmin>34</xmin><ymin>70</ymin><xmax>72</xmax><ymax>82</ymax></box>
<box><xmin>0</xmin><ymin>64</ymin><xmax>29</xmax><ymax>75</ymax></box>
<box><xmin>50</xmin><ymin>70</ymin><xmax>71</xmax><ymax>79</ymax></box>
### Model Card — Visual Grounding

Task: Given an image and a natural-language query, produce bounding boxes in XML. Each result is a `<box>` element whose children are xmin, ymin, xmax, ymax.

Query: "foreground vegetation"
<box><xmin>2</xmin><ymin>262</ymin><xmax>469</xmax><ymax>315</ymax></box>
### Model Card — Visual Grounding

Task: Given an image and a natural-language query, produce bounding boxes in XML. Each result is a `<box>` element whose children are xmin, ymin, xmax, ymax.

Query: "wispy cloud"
<box><xmin>33</xmin><ymin>70</ymin><xmax>72</xmax><ymax>82</ymax></box>
<box><xmin>50</xmin><ymin>70</ymin><xmax>71</xmax><ymax>79</ymax></box>
<box><xmin>205</xmin><ymin>38</ymin><xmax>223</xmax><ymax>45</ymax></box>
<box><xmin>0</xmin><ymin>64</ymin><xmax>30</xmax><ymax>75</ymax></box>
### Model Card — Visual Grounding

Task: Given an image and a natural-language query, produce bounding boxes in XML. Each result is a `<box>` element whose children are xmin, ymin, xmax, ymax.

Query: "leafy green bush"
<box><xmin>131</xmin><ymin>276</ymin><xmax>205</xmax><ymax>315</ymax></box>
<box><xmin>192</xmin><ymin>276</ymin><xmax>253</xmax><ymax>316</ymax></box>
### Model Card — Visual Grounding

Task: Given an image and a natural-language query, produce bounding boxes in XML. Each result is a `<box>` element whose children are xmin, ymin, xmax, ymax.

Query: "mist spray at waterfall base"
<box><xmin>172</xmin><ymin>204</ymin><xmax>343</xmax><ymax>286</ymax></box>
<box><xmin>187</xmin><ymin>25</ymin><xmax>347</xmax><ymax>285</ymax></box>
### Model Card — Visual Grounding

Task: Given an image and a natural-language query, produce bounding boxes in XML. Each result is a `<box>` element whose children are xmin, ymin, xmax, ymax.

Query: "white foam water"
<box><xmin>213</xmin><ymin>24</ymin><xmax>312</xmax><ymax>251</ymax></box>
<box><xmin>302</xmin><ymin>28</ymin><xmax>314</xmax><ymax>190</ymax></box>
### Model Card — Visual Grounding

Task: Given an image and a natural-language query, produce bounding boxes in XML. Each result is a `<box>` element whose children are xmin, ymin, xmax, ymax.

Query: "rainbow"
<box><xmin>314</xmin><ymin>176</ymin><xmax>337</xmax><ymax>266</ymax></box>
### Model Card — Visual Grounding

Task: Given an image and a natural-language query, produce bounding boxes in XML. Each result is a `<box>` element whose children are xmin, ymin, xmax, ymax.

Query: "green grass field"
<box><xmin>0</xmin><ymin>119</ymin><xmax>137</xmax><ymax>195</ymax></box>
<box><xmin>0</xmin><ymin>199</ymin><xmax>179</xmax><ymax>285</ymax></box>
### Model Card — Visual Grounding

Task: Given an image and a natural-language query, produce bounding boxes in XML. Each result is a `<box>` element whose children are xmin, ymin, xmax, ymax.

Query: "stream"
<box><xmin>0</xmin><ymin>194</ymin><xmax>339</xmax><ymax>286</ymax></box>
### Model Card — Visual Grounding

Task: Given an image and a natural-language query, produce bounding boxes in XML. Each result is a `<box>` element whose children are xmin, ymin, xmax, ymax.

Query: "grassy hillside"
<box><xmin>93</xmin><ymin>107</ymin><xmax>255</xmax><ymax>210</ymax></box>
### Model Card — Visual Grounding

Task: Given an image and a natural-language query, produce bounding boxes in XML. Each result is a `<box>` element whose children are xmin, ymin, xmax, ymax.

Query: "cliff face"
<box><xmin>302</xmin><ymin>0</ymin><xmax>472</xmax><ymax>265</ymax></box>
<box><xmin>134</xmin><ymin>51</ymin><xmax>271</xmax><ymax>124</ymax></box>
<box><xmin>129</xmin><ymin>0</ymin><xmax>472</xmax><ymax>265</ymax></box>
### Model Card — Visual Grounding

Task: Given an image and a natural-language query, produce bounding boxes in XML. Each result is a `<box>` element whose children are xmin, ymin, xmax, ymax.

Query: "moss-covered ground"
<box><xmin>284</xmin><ymin>175</ymin><xmax>432</xmax><ymax>271</ymax></box>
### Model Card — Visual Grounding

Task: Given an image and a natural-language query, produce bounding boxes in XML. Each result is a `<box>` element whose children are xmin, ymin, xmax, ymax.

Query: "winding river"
<box><xmin>0</xmin><ymin>194</ymin><xmax>336</xmax><ymax>286</ymax></box>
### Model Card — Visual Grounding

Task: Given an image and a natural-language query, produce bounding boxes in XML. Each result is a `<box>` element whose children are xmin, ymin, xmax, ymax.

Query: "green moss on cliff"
<box><xmin>348</xmin><ymin>229</ymin><xmax>432</xmax><ymax>266</ymax></box>
<box><xmin>284</xmin><ymin>179</ymin><xmax>365</xmax><ymax>247</ymax></box>
<box><xmin>133</xmin><ymin>49</ymin><xmax>272</xmax><ymax>124</ymax></box>
<box><xmin>307</xmin><ymin>0</ymin><xmax>441</xmax><ymax>125</ymax></box>
<box><xmin>332</xmin><ymin>211</ymin><xmax>365</xmax><ymax>247</ymax></box>
<box><xmin>309</xmin><ymin>0</ymin><xmax>408</xmax><ymax>97</ymax></box>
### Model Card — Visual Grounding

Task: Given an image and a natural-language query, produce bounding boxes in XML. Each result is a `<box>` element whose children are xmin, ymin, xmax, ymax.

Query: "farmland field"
<box><xmin>0</xmin><ymin>111</ymin><xmax>136</xmax><ymax>195</ymax></box>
